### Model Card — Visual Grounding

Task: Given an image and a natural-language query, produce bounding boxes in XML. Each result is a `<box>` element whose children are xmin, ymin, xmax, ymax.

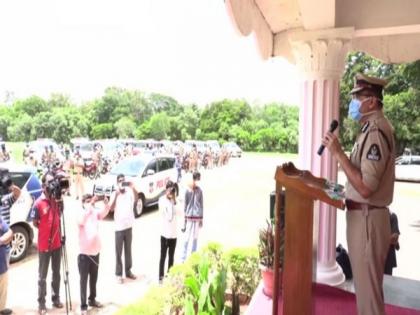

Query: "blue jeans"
<box><xmin>181</xmin><ymin>220</ymin><xmax>201</xmax><ymax>262</ymax></box>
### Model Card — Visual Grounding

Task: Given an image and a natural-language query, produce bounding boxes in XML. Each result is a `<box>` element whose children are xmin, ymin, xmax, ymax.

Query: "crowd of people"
<box><xmin>0</xmin><ymin>161</ymin><xmax>204</xmax><ymax>315</ymax></box>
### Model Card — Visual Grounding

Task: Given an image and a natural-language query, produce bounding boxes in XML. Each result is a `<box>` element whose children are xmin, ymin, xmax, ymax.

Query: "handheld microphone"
<box><xmin>317</xmin><ymin>119</ymin><xmax>339</xmax><ymax>155</ymax></box>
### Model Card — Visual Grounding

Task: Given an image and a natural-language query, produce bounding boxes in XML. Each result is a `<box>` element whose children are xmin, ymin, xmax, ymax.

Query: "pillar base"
<box><xmin>317</xmin><ymin>261</ymin><xmax>345</xmax><ymax>286</ymax></box>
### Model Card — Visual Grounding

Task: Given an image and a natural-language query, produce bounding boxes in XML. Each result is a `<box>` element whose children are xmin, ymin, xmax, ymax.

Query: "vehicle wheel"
<box><xmin>134</xmin><ymin>194</ymin><xmax>145</xmax><ymax>218</ymax></box>
<box><xmin>10</xmin><ymin>226</ymin><xmax>29</xmax><ymax>263</ymax></box>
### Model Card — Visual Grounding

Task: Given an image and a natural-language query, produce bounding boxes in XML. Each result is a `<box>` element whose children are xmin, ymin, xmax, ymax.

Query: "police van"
<box><xmin>93</xmin><ymin>154</ymin><xmax>178</xmax><ymax>217</ymax></box>
<box><xmin>1</xmin><ymin>163</ymin><xmax>42</xmax><ymax>263</ymax></box>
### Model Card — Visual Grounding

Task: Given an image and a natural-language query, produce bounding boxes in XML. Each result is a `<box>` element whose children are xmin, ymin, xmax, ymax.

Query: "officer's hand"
<box><xmin>322</xmin><ymin>132</ymin><xmax>343</xmax><ymax>157</ymax></box>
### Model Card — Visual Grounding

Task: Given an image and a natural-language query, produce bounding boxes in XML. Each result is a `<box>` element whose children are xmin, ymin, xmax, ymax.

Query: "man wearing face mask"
<box><xmin>322</xmin><ymin>73</ymin><xmax>395</xmax><ymax>315</ymax></box>
<box><xmin>77</xmin><ymin>194</ymin><xmax>110</xmax><ymax>315</ymax></box>
<box><xmin>110</xmin><ymin>174</ymin><xmax>138</xmax><ymax>284</ymax></box>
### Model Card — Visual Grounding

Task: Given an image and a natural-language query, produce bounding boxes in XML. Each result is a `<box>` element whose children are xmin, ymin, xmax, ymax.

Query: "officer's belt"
<box><xmin>345</xmin><ymin>199</ymin><xmax>380</xmax><ymax>211</ymax></box>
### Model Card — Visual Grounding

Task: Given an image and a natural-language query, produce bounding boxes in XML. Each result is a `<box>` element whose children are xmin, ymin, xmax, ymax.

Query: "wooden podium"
<box><xmin>272</xmin><ymin>162</ymin><xmax>345</xmax><ymax>315</ymax></box>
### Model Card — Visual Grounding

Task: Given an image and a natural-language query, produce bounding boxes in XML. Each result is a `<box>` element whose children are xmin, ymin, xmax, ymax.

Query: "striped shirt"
<box><xmin>0</xmin><ymin>193</ymin><xmax>16</xmax><ymax>225</ymax></box>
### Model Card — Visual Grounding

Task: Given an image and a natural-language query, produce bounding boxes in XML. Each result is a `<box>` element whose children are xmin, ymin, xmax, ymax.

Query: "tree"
<box><xmin>148</xmin><ymin>112</ymin><xmax>170</xmax><ymax>140</ymax></box>
<box><xmin>48</xmin><ymin>93</ymin><xmax>73</xmax><ymax>108</ymax></box>
<box><xmin>0</xmin><ymin>106</ymin><xmax>13</xmax><ymax>140</ymax></box>
<box><xmin>115</xmin><ymin>118</ymin><xmax>137</xmax><ymax>139</ymax></box>
<box><xmin>340</xmin><ymin>52</ymin><xmax>420</xmax><ymax>154</ymax></box>
<box><xmin>7</xmin><ymin>114</ymin><xmax>35</xmax><ymax>141</ymax></box>
<box><xmin>13</xmin><ymin>95</ymin><xmax>48</xmax><ymax>117</ymax></box>
<box><xmin>90</xmin><ymin>123</ymin><xmax>115</xmax><ymax>139</ymax></box>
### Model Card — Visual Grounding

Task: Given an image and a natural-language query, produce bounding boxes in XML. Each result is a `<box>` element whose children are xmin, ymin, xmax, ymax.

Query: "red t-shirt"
<box><xmin>33</xmin><ymin>195</ymin><xmax>62</xmax><ymax>252</ymax></box>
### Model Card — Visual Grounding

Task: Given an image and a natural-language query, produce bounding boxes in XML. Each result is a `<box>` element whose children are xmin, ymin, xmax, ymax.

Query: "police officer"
<box><xmin>322</xmin><ymin>73</ymin><xmax>395</xmax><ymax>315</ymax></box>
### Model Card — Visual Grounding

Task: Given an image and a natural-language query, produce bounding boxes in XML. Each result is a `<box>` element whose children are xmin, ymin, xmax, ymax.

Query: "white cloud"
<box><xmin>0</xmin><ymin>0</ymin><xmax>299</xmax><ymax>106</ymax></box>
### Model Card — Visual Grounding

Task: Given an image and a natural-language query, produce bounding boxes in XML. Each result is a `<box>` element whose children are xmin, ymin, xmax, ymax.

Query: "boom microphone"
<box><xmin>317</xmin><ymin>119</ymin><xmax>339</xmax><ymax>155</ymax></box>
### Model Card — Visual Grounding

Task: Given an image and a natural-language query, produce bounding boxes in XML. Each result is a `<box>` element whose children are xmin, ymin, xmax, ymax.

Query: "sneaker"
<box><xmin>88</xmin><ymin>300</ymin><xmax>103</xmax><ymax>308</ymax></box>
<box><xmin>38</xmin><ymin>306</ymin><xmax>47</xmax><ymax>315</ymax></box>
<box><xmin>0</xmin><ymin>309</ymin><xmax>13</xmax><ymax>315</ymax></box>
<box><xmin>126</xmin><ymin>272</ymin><xmax>137</xmax><ymax>280</ymax></box>
<box><xmin>52</xmin><ymin>301</ymin><xmax>63</xmax><ymax>309</ymax></box>
<box><xmin>81</xmin><ymin>310</ymin><xmax>87</xmax><ymax>315</ymax></box>
<box><xmin>116</xmin><ymin>276</ymin><xmax>123</xmax><ymax>284</ymax></box>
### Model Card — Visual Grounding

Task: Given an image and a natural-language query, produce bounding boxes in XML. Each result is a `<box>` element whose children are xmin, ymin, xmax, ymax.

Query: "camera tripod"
<box><xmin>47</xmin><ymin>198</ymin><xmax>72</xmax><ymax>314</ymax></box>
<box><xmin>57</xmin><ymin>199</ymin><xmax>72</xmax><ymax>314</ymax></box>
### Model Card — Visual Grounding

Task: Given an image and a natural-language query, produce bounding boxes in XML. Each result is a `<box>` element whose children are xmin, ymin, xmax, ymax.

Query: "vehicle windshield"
<box><xmin>110</xmin><ymin>159</ymin><xmax>146</xmax><ymax>176</ymax></box>
<box><xmin>78</xmin><ymin>142</ymin><xmax>94</xmax><ymax>151</ymax></box>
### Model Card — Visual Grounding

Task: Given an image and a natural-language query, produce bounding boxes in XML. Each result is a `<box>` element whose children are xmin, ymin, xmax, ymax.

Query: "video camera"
<box><xmin>0</xmin><ymin>168</ymin><xmax>12</xmax><ymax>195</ymax></box>
<box><xmin>46</xmin><ymin>171</ymin><xmax>70</xmax><ymax>200</ymax></box>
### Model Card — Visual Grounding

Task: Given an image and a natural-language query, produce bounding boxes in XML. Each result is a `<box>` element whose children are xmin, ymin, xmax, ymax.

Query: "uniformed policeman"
<box><xmin>322</xmin><ymin>73</ymin><xmax>395</xmax><ymax>315</ymax></box>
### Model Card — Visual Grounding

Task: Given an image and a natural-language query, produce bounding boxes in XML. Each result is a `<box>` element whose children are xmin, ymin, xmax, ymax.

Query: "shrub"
<box><xmin>223</xmin><ymin>247</ymin><xmax>260</xmax><ymax>314</ymax></box>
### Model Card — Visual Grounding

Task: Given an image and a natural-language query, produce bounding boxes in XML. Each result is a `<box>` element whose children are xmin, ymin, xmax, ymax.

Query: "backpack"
<box><xmin>336</xmin><ymin>244</ymin><xmax>353</xmax><ymax>280</ymax></box>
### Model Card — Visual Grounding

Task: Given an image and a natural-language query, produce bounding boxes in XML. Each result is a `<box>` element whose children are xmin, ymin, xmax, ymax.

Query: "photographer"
<box><xmin>32</xmin><ymin>173</ymin><xmax>63</xmax><ymax>315</ymax></box>
<box><xmin>158</xmin><ymin>181</ymin><xmax>178</xmax><ymax>282</ymax></box>
<box><xmin>77</xmin><ymin>194</ymin><xmax>110</xmax><ymax>315</ymax></box>
<box><xmin>110</xmin><ymin>174</ymin><xmax>138</xmax><ymax>284</ymax></box>
<box><xmin>0</xmin><ymin>169</ymin><xmax>22</xmax><ymax>226</ymax></box>
<box><xmin>0</xmin><ymin>216</ymin><xmax>13</xmax><ymax>315</ymax></box>
<box><xmin>0</xmin><ymin>169</ymin><xmax>21</xmax><ymax>315</ymax></box>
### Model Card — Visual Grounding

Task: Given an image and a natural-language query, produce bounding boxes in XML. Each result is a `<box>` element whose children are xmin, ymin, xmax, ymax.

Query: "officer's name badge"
<box><xmin>366</xmin><ymin>144</ymin><xmax>381</xmax><ymax>161</ymax></box>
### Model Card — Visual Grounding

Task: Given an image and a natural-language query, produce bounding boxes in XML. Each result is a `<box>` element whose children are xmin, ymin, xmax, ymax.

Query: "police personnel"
<box><xmin>322</xmin><ymin>73</ymin><xmax>395</xmax><ymax>315</ymax></box>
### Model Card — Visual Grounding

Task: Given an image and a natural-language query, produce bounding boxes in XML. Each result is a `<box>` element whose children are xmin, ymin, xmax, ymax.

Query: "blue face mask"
<box><xmin>348</xmin><ymin>98</ymin><xmax>367</xmax><ymax>121</ymax></box>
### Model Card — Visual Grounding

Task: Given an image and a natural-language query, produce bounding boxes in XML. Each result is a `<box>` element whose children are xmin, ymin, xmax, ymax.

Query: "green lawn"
<box><xmin>6</xmin><ymin>142</ymin><xmax>25</xmax><ymax>163</ymax></box>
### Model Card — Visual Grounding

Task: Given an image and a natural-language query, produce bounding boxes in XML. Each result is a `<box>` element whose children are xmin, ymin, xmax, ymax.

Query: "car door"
<box><xmin>142</xmin><ymin>159</ymin><xmax>158</xmax><ymax>201</ymax></box>
<box><xmin>156</xmin><ymin>158</ymin><xmax>172</xmax><ymax>197</ymax></box>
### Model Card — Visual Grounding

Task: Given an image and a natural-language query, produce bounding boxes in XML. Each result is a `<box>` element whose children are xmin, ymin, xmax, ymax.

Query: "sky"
<box><xmin>0</xmin><ymin>0</ymin><xmax>299</xmax><ymax>106</ymax></box>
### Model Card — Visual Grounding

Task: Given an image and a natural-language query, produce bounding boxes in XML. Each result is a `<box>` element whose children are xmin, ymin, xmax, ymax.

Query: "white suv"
<box><xmin>93</xmin><ymin>154</ymin><xmax>178</xmax><ymax>217</ymax></box>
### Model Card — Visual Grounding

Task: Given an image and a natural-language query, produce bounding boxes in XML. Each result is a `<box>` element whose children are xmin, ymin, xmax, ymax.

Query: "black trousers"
<box><xmin>159</xmin><ymin>236</ymin><xmax>177</xmax><ymax>280</ymax></box>
<box><xmin>115</xmin><ymin>228</ymin><xmax>133</xmax><ymax>277</ymax></box>
<box><xmin>78</xmin><ymin>254</ymin><xmax>99</xmax><ymax>310</ymax></box>
<box><xmin>38</xmin><ymin>248</ymin><xmax>61</xmax><ymax>307</ymax></box>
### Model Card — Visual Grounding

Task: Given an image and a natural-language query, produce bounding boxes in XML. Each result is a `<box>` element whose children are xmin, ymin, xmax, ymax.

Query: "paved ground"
<box><xmin>7</xmin><ymin>153</ymin><xmax>420</xmax><ymax>314</ymax></box>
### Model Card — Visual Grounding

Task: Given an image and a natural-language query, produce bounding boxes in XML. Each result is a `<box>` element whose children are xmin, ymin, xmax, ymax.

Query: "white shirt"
<box><xmin>112</xmin><ymin>189</ymin><xmax>135</xmax><ymax>231</ymax></box>
<box><xmin>159</xmin><ymin>195</ymin><xmax>177</xmax><ymax>239</ymax></box>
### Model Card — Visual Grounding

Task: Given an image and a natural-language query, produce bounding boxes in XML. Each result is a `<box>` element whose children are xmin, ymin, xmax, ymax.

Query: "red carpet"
<box><xmin>308</xmin><ymin>283</ymin><xmax>420</xmax><ymax>315</ymax></box>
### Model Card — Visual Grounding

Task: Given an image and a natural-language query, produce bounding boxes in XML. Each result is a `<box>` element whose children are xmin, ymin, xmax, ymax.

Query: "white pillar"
<box><xmin>290</xmin><ymin>33</ymin><xmax>351</xmax><ymax>286</ymax></box>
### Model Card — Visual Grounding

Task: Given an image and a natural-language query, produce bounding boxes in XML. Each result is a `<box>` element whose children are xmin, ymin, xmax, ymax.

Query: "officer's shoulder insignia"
<box><xmin>366</xmin><ymin>144</ymin><xmax>381</xmax><ymax>161</ymax></box>
<box><xmin>361</xmin><ymin>121</ymin><xmax>370</xmax><ymax>133</ymax></box>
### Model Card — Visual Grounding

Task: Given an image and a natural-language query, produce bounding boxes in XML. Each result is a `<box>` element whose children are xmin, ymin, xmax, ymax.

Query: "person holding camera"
<box><xmin>181</xmin><ymin>171</ymin><xmax>203</xmax><ymax>262</ymax></box>
<box><xmin>158</xmin><ymin>181</ymin><xmax>178</xmax><ymax>282</ymax></box>
<box><xmin>0</xmin><ymin>170</ymin><xmax>22</xmax><ymax>226</ymax></box>
<box><xmin>110</xmin><ymin>174</ymin><xmax>138</xmax><ymax>284</ymax></box>
<box><xmin>0</xmin><ymin>216</ymin><xmax>13</xmax><ymax>315</ymax></box>
<box><xmin>32</xmin><ymin>173</ymin><xmax>63</xmax><ymax>315</ymax></box>
<box><xmin>77</xmin><ymin>194</ymin><xmax>110</xmax><ymax>315</ymax></box>
<box><xmin>0</xmin><ymin>169</ymin><xmax>21</xmax><ymax>315</ymax></box>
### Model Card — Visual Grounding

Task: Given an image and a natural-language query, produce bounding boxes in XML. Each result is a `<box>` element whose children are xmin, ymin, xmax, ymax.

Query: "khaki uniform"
<box><xmin>73</xmin><ymin>155</ymin><xmax>85</xmax><ymax>199</ymax></box>
<box><xmin>345</xmin><ymin>110</ymin><xmax>395</xmax><ymax>315</ymax></box>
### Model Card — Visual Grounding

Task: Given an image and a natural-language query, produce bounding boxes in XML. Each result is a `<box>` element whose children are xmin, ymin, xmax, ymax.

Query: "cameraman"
<box><xmin>0</xmin><ymin>170</ymin><xmax>21</xmax><ymax>226</ymax></box>
<box><xmin>0</xmin><ymin>169</ymin><xmax>21</xmax><ymax>315</ymax></box>
<box><xmin>32</xmin><ymin>173</ymin><xmax>63</xmax><ymax>315</ymax></box>
<box><xmin>0</xmin><ymin>216</ymin><xmax>13</xmax><ymax>315</ymax></box>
